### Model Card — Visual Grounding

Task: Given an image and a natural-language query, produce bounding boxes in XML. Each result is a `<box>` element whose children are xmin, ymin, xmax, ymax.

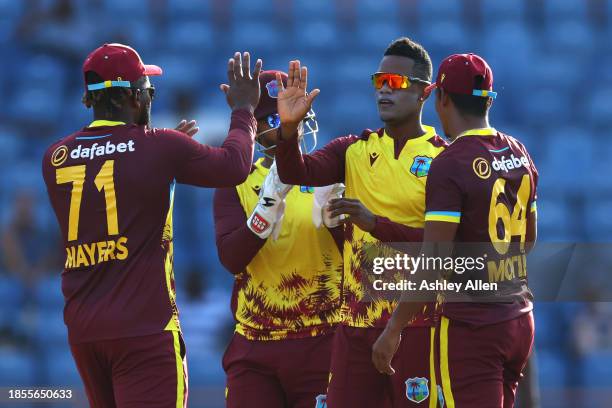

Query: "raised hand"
<box><xmin>175</xmin><ymin>119</ymin><xmax>199</xmax><ymax>138</ymax></box>
<box><xmin>220</xmin><ymin>52</ymin><xmax>263</xmax><ymax>113</ymax></box>
<box><xmin>276</xmin><ymin>60</ymin><xmax>320</xmax><ymax>139</ymax></box>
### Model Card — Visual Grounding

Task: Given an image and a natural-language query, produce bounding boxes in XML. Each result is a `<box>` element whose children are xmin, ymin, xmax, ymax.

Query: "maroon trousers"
<box><xmin>223</xmin><ymin>332</ymin><xmax>333</xmax><ymax>408</ymax></box>
<box><xmin>327</xmin><ymin>325</ymin><xmax>433</xmax><ymax>408</ymax></box>
<box><xmin>70</xmin><ymin>331</ymin><xmax>187</xmax><ymax>408</ymax></box>
<box><xmin>432</xmin><ymin>312</ymin><xmax>535</xmax><ymax>408</ymax></box>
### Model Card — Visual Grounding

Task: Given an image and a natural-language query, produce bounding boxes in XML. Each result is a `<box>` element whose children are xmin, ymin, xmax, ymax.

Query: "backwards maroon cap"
<box><xmin>254</xmin><ymin>70</ymin><xmax>288</xmax><ymax>120</ymax></box>
<box><xmin>83</xmin><ymin>43</ymin><xmax>162</xmax><ymax>91</ymax></box>
<box><xmin>426</xmin><ymin>53</ymin><xmax>497</xmax><ymax>99</ymax></box>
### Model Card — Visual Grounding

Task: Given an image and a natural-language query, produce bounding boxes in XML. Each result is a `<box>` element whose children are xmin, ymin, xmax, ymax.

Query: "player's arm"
<box><xmin>275</xmin><ymin>135</ymin><xmax>353</xmax><ymax>186</ymax></box>
<box><xmin>524</xmin><ymin>145</ymin><xmax>539</xmax><ymax>254</ymax></box>
<box><xmin>174</xmin><ymin>53</ymin><xmax>262</xmax><ymax>187</ymax></box>
<box><xmin>172</xmin><ymin>110</ymin><xmax>257</xmax><ymax>187</ymax></box>
<box><xmin>273</xmin><ymin>59</ymin><xmax>349</xmax><ymax>186</ymax></box>
<box><xmin>327</xmin><ymin>198</ymin><xmax>424</xmax><ymax>242</ymax></box>
<box><xmin>373</xmin><ymin>155</ymin><xmax>463</xmax><ymax>374</ymax></box>
<box><xmin>213</xmin><ymin>186</ymin><xmax>267</xmax><ymax>274</ymax></box>
<box><xmin>525</xmin><ymin>208</ymin><xmax>537</xmax><ymax>254</ymax></box>
<box><xmin>372</xmin><ymin>222</ymin><xmax>458</xmax><ymax>375</ymax></box>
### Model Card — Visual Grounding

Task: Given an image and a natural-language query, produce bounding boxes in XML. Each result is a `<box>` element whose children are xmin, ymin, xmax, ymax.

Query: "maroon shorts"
<box><xmin>326</xmin><ymin>324</ymin><xmax>434</xmax><ymax>408</ymax></box>
<box><xmin>432</xmin><ymin>312</ymin><xmax>535</xmax><ymax>408</ymax></box>
<box><xmin>223</xmin><ymin>332</ymin><xmax>334</xmax><ymax>408</ymax></box>
<box><xmin>70</xmin><ymin>331</ymin><xmax>187</xmax><ymax>408</ymax></box>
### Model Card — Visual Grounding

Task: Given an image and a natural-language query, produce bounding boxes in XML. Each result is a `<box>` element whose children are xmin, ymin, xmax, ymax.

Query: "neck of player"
<box><xmin>450</xmin><ymin>115</ymin><xmax>490</xmax><ymax>141</ymax></box>
<box><xmin>92</xmin><ymin>108</ymin><xmax>136</xmax><ymax>126</ymax></box>
<box><xmin>384</xmin><ymin>112</ymin><xmax>427</xmax><ymax>142</ymax></box>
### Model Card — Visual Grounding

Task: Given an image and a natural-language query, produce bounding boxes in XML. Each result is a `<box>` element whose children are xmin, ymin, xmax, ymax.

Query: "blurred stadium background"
<box><xmin>0</xmin><ymin>0</ymin><xmax>611</xmax><ymax>407</ymax></box>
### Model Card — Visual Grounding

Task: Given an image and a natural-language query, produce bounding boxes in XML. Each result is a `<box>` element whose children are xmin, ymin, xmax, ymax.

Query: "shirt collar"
<box><xmin>88</xmin><ymin>120</ymin><xmax>126</xmax><ymax>128</ymax></box>
<box><xmin>456</xmin><ymin>127</ymin><xmax>497</xmax><ymax>139</ymax></box>
<box><xmin>382</xmin><ymin>125</ymin><xmax>437</xmax><ymax>142</ymax></box>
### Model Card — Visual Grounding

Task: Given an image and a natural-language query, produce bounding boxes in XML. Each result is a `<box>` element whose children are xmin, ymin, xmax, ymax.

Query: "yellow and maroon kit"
<box><xmin>425</xmin><ymin>128</ymin><xmax>537</xmax><ymax>408</ymax></box>
<box><xmin>42</xmin><ymin>111</ymin><xmax>257</xmax><ymax>408</ymax></box>
<box><xmin>213</xmin><ymin>158</ymin><xmax>343</xmax><ymax>408</ymax></box>
<box><xmin>215</xmin><ymin>158</ymin><xmax>344</xmax><ymax>340</ymax></box>
<box><xmin>276</xmin><ymin>126</ymin><xmax>446</xmax><ymax>408</ymax></box>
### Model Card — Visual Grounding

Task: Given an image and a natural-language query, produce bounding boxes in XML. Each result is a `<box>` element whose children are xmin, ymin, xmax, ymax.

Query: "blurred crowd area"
<box><xmin>1</xmin><ymin>0</ymin><xmax>612</xmax><ymax>407</ymax></box>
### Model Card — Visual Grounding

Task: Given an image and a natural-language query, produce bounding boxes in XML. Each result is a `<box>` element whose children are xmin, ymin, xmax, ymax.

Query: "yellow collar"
<box><xmin>456</xmin><ymin>127</ymin><xmax>497</xmax><ymax>139</ymax></box>
<box><xmin>382</xmin><ymin>125</ymin><xmax>437</xmax><ymax>142</ymax></box>
<box><xmin>88</xmin><ymin>120</ymin><xmax>126</xmax><ymax>128</ymax></box>
<box><xmin>254</xmin><ymin>157</ymin><xmax>270</xmax><ymax>175</ymax></box>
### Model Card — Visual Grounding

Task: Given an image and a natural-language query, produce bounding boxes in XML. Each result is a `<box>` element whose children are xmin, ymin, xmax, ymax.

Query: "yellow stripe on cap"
<box><xmin>440</xmin><ymin>317</ymin><xmax>456</xmax><ymax>408</ymax></box>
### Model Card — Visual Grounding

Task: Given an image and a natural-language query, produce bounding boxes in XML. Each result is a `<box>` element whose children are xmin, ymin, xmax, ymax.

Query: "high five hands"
<box><xmin>220</xmin><ymin>52</ymin><xmax>263</xmax><ymax>113</ymax></box>
<box><xmin>276</xmin><ymin>60</ymin><xmax>321</xmax><ymax>140</ymax></box>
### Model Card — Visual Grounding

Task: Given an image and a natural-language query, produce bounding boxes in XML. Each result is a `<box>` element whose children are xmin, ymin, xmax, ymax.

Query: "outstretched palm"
<box><xmin>277</xmin><ymin>60</ymin><xmax>320</xmax><ymax>125</ymax></box>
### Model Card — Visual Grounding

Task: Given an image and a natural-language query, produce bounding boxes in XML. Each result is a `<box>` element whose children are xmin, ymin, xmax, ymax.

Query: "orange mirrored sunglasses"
<box><xmin>371</xmin><ymin>72</ymin><xmax>431</xmax><ymax>90</ymax></box>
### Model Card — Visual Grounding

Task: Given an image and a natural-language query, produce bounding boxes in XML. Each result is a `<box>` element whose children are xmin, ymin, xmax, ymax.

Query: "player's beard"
<box><xmin>137</xmin><ymin>102</ymin><xmax>152</xmax><ymax>127</ymax></box>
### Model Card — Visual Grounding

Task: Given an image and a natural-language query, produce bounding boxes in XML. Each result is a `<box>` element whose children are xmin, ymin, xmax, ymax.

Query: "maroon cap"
<box><xmin>83</xmin><ymin>43</ymin><xmax>162</xmax><ymax>90</ymax></box>
<box><xmin>254</xmin><ymin>70</ymin><xmax>288</xmax><ymax>120</ymax></box>
<box><xmin>426</xmin><ymin>53</ymin><xmax>497</xmax><ymax>99</ymax></box>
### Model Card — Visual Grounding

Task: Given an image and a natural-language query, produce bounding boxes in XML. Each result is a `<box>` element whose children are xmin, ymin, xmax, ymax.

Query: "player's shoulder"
<box><xmin>499</xmin><ymin>131</ymin><xmax>531</xmax><ymax>154</ymax></box>
<box><xmin>42</xmin><ymin>131</ymin><xmax>80</xmax><ymax>166</ymax></box>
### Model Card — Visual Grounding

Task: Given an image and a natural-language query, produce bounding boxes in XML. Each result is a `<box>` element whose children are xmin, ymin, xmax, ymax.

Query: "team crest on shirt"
<box><xmin>410</xmin><ymin>156</ymin><xmax>433</xmax><ymax>177</ymax></box>
<box><xmin>266</xmin><ymin>80</ymin><xmax>279</xmax><ymax>98</ymax></box>
<box><xmin>405</xmin><ymin>377</ymin><xmax>429</xmax><ymax>403</ymax></box>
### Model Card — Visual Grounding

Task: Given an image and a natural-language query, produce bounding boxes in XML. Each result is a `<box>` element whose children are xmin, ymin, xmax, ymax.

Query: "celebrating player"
<box><xmin>373</xmin><ymin>53</ymin><xmax>538</xmax><ymax>408</ymax></box>
<box><xmin>274</xmin><ymin>38</ymin><xmax>447</xmax><ymax>407</ymax></box>
<box><xmin>213</xmin><ymin>70</ymin><xmax>344</xmax><ymax>408</ymax></box>
<box><xmin>42</xmin><ymin>43</ymin><xmax>261</xmax><ymax>408</ymax></box>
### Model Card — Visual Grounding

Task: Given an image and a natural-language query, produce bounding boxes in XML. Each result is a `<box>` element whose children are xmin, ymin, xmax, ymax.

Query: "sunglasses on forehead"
<box><xmin>371</xmin><ymin>72</ymin><xmax>431</xmax><ymax>90</ymax></box>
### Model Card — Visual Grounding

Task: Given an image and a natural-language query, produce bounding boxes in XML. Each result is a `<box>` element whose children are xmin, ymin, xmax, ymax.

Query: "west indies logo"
<box><xmin>410</xmin><ymin>156</ymin><xmax>433</xmax><ymax>177</ymax></box>
<box><xmin>405</xmin><ymin>377</ymin><xmax>429</xmax><ymax>403</ymax></box>
<box><xmin>266</xmin><ymin>80</ymin><xmax>279</xmax><ymax>98</ymax></box>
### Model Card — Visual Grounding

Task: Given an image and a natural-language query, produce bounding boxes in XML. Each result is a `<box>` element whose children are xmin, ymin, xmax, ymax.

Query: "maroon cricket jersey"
<box><xmin>42</xmin><ymin>111</ymin><xmax>257</xmax><ymax>343</ymax></box>
<box><xmin>425</xmin><ymin>128</ymin><xmax>538</xmax><ymax>326</ymax></box>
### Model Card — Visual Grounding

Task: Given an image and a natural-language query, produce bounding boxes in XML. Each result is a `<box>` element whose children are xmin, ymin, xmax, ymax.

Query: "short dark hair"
<box><xmin>384</xmin><ymin>37</ymin><xmax>433</xmax><ymax>81</ymax></box>
<box><xmin>84</xmin><ymin>71</ymin><xmax>130</xmax><ymax>113</ymax></box>
<box><xmin>446</xmin><ymin>75</ymin><xmax>490</xmax><ymax>117</ymax></box>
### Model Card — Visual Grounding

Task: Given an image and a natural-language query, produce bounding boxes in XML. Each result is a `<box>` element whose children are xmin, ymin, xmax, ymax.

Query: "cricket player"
<box><xmin>213</xmin><ymin>70</ymin><xmax>344</xmax><ymax>408</ymax></box>
<box><xmin>42</xmin><ymin>43</ymin><xmax>262</xmax><ymax>407</ymax></box>
<box><xmin>274</xmin><ymin>38</ymin><xmax>447</xmax><ymax>407</ymax></box>
<box><xmin>373</xmin><ymin>53</ymin><xmax>538</xmax><ymax>408</ymax></box>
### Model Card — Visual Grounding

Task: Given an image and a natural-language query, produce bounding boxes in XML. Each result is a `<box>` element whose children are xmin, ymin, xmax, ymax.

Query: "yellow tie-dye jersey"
<box><xmin>234</xmin><ymin>159</ymin><xmax>343</xmax><ymax>340</ymax></box>
<box><xmin>342</xmin><ymin>126</ymin><xmax>446</xmax><ymax>328</ymax></box>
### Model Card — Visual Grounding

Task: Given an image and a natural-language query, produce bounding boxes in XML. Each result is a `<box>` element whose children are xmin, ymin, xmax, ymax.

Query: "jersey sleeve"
<box><xmin>425</xmin><ymin>154</ymin><xmax>464</xmax><ymax>224</ymax></box>
<box><xmin>162</xmin><ymin>109</ymin><xmax>257</xmax><ymax>187</ymax></box>
<box><xmin>213</xmin><ymin>186</ymin><xmax>267</xmax><ymax>274</ymax></box>
<box><xmin>526</xmin><ymin>150</ymin><xmax>539</xmax><ymax>214</ymax></box>
<box><xmin>275</xmin><ymin>134</ymin><xmax>357</xmax><ymax>186</ymax></box>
